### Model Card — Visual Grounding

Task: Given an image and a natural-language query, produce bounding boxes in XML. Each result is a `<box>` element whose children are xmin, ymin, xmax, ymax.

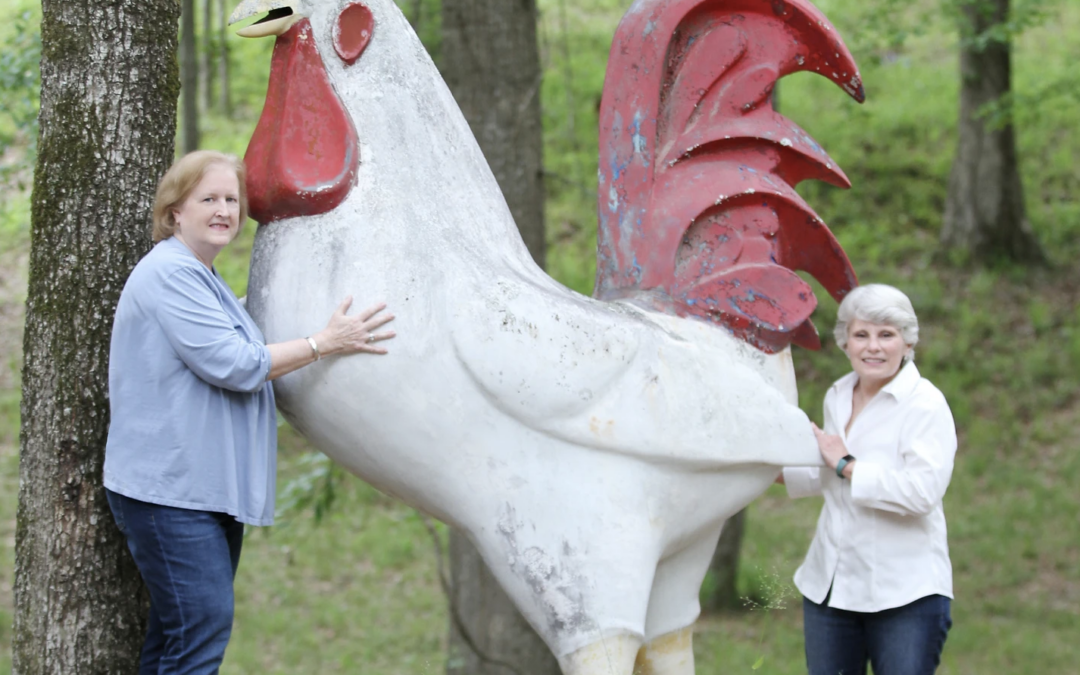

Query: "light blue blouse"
<box><xmin>104</xmin><ymin>236</ymin><xmax>277</xmax><ymax>526</ymax></box>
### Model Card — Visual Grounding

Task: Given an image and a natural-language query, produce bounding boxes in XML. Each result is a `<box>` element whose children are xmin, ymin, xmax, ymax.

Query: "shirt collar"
<box><xmin>162</xmin><ymin>236</ymin><xmax>219</xmax><ymax>276</ymax></box>
<box><xmin>831</xmin><ymin>360</ymin><xmax>921</xmax><ymax>401</ymax></box>
<box><xmin>880</xmin><ymin>360</ymin><xmax>921</xmax><ymax>400</ymax></box>
<box><xmin>833</xmin><ymin>370</ymin><xmax>859</xmax><ymax>397</ymax></box>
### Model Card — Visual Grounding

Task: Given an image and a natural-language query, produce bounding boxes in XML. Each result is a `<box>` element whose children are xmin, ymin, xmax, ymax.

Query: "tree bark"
<box><xmin>12</xmin><ymin>0</ymin><xmax>179</xmax><ymax>672</ymax></box>
<box><xmin>441</xmin><ymin>0</ymin><xmax>546</xmax><ymax>268</ymax></box>
<box><xmin>181</xmin><ymin>0</ymin><xmax>199</xmax><ymax>153</ymax></box>
<box><xmin>441</xmin><ymin>1</ymin><xmax>553</xmax><ymax>673</ymax></box>
<box><xmin>942</xmin><ymin>0</ymin><xmax>1043</xmax><ymax>263</ymax></box>
<box><xmin>409</xmin><ymin>0</ymin><xmax>424</xmax><ymax>31</ymax></box>
<box><xmin>218</xmin><ymin>0</ymin><xmax>231</xmax><ymax>117</ymax></box>
<box><xmin>702</xmin><ymin>87</ymin><xmax>782</xmax><ymax>613</ymax></box>
<box><xmin>701</xmin><ymin>509</ymin><xmax>746</xmax><ymax>613</ymax></box>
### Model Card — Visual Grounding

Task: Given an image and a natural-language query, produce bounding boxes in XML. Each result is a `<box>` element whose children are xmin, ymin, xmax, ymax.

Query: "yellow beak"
<box><xmin>229</xmin><ymin>0</ymin><xmax>301</xmax><ymax>38</ymax></box>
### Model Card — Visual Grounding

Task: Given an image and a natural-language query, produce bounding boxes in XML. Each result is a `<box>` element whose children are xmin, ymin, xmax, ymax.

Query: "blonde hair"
<box><xmin>152</xmin><ymin>150</ymin><xmax>249</xmax><ymax>242</ymax></box>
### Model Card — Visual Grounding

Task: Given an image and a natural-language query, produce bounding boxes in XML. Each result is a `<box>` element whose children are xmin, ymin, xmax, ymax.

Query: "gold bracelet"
<box><xmin>305</xmin><ymin>336</ymin><xmax>321</xmax><ymax>361</ymax></box>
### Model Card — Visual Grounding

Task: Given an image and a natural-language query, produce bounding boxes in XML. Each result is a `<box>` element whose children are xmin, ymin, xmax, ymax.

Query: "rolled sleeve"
<box><xmin>850</xmin><ymin>398</ymin><xmax>957</xmax><ymax>516</ymax></box>
<box><xmin>784</xmin><ymin>467</ymin><xmax>823</xmax><ymax>498</ymax></box>
<box><xmin>156</xmin><ymin>267</ymin><xmax>271</xmax><ymax>393</ymax></box>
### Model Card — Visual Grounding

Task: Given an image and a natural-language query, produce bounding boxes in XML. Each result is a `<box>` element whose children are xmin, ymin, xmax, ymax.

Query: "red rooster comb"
<box><xmin>594</xmin><ymin>0</ymin><xmax>863</xmax><ymax>353</ymax></box>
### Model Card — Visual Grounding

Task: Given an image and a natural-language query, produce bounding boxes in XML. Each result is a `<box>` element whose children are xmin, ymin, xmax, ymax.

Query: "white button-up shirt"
<box><xmin>783</xmin><ymin>361</ymin><xmax>957</xmax><ymax>612</ymax></box>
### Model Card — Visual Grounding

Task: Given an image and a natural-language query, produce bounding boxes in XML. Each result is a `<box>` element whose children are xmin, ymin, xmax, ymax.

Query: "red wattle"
<box><xmin>245</xmin><ymin>19</ymin><xmax>359</xmax><ymax>225</ymax></box>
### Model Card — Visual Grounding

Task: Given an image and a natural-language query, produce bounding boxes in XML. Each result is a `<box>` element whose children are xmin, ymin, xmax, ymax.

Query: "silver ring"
<box><xmin>366</xmin><ymin>335</ymin><xmax>376</xmax><ymax>343</ymax></box>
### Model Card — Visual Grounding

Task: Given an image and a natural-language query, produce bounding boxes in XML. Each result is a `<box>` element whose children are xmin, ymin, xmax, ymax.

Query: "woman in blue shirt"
<box><xmin>103</xmin><ymin>150</ymin><xmax>395</xmax><ymax>674</ymax></box>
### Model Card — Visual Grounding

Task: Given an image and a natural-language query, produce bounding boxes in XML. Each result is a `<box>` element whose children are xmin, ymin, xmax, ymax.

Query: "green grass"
<box><xmin>226</xmin><ymin>431</ymin><xmax>450</xmax><ymax>674</ymax></box>
<box><xmin>2</xmin><ymin>0</ymin><xmax>1080</xmax><ymax>672</ymax></box>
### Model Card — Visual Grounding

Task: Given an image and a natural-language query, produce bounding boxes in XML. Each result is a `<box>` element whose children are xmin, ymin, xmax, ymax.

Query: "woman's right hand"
<box><xmin>313</xmin><ymin>296</ymin><xmax>396</xmax><ymax>356</ymax></box>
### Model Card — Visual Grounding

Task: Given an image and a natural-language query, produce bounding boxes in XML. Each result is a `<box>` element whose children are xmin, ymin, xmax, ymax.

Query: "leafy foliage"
<box><xmin>0</xmin><ymin>9</ymin><xmax>40</xmax><ymax>194</ymax></box>
<box><xmin>275</xmin><ymin>449</ymin><xmax>347</xmax><ymax>525</ymax></box>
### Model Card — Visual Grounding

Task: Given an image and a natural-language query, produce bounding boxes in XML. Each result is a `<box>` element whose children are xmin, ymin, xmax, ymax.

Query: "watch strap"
<box><xmin>836</xmin><ymin>454</ymin><xmax>856</xmax><ymax>478</ymax></box>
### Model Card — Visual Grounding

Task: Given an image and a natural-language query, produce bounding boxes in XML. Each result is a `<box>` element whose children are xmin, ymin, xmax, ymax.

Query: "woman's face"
<box><xmin>844</xmin><ymin>318</ymin><xmax>910</xmax><ymax>387</ymax></box>
<box><xmin>172</xmin><ymin>164</ymin><xmax>241</xmax><ymax>265</ymax></box>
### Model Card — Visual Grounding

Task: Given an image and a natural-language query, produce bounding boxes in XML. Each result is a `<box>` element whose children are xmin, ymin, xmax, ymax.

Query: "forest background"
<box><xmin>1</xmin><ymin>0</ymin><xmax>1078</xmax><ymax>672</ymax></box>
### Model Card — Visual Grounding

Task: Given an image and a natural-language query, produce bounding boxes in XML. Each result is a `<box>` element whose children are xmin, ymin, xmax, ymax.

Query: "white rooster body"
<box><xmin>234</xmin><ymin>0</ymin><xmax>860</xmax><ymax>669</ymax></box>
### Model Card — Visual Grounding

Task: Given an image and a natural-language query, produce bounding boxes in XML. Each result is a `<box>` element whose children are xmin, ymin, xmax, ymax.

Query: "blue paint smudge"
<box><xmin>631</xmin><ymin>111</ymin><xmax>650</xmax><ymax>167</ymax></box>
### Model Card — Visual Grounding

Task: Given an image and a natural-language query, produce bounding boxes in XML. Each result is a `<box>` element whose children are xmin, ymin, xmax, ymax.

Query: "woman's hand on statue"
<box><xmin>314</xmin><ymin>296</ymin><xmax>396</xmax><ymax>356</ymax></box>
<box><xmin>811</xmin><ymin>423</ymin><xmax>848</xmax><ymax>470</ymax></box>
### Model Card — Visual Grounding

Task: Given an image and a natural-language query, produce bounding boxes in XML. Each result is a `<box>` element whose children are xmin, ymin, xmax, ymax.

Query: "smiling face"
<box><xmin>844</xmin><ymin>318</ymin><xmax>911</xmax><ymax>389</ymax></box>
<box><xmin>172</xmin><ymin>164</ymin><xmax>242</xmax><ymax>267</ymax></box>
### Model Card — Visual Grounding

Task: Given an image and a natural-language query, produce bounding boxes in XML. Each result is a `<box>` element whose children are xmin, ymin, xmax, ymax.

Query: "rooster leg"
<box><xmin>559</xmin><ymin>633</ymin><xmax>642</xmax><ymax>675</ymax></box>
<box><xmin>634</xmin><ymin>627</ymin><xmax>695</xmax><ymax>675</ymax></box>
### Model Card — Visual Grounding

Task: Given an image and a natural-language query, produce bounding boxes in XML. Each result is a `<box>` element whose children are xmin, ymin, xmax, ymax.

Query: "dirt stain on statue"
<box><xmin>497</xmin><ymin>504</ymin><xmax>597</xmax><ymax>638</ymax></box>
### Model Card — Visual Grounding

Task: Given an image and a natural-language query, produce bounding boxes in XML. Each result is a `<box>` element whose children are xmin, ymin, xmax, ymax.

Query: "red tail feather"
<box><xmin>595</xmin><ymin>0</ymin><xmax>862</xmax><ymax>353</ymax></box>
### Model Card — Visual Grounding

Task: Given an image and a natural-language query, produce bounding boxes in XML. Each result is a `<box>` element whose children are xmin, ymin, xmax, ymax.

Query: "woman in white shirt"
<box><xmin>781</xmin><ymin>284</ymin><xmax>957</xmax><ymax>675</ymax></box>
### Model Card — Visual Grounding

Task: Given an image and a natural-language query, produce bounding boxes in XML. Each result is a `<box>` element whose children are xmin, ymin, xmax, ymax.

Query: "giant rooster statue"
<box><xmin>229</xmin><ymin>0</ymin><xmax>862</xmax><ymax>672</ymax></box>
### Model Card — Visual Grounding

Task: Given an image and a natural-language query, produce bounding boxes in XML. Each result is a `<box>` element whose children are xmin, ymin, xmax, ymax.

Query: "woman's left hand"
<box><xmin>811</xmin><ymin>423</ymin><xmax>848</xmax><ymax>470</ymax></box>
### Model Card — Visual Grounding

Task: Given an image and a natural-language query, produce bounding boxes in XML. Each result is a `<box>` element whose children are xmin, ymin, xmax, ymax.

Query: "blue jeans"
<box><xmin>106</xmin><ymin>489</ymin><xmax>244</xmax><ymax>675</ymax></box>
<box><xmin>803</xmin><ymin>593</ymin><xmax>952</xmax><ymax>675</ymax></box>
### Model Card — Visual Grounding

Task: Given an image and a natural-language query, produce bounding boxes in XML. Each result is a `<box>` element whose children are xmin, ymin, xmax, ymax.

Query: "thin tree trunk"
<box><xmin>702</xmin><ymin>509</ymin><xmax>747</xmax><ymax>612</ymax></box>
<box><xmin>702</xmin><ymin>86</ymin><xmax>783</xmax><ymax>613</ymax></box>
<box><xmin>409</xmin><ymin>0</ymin><xmax>423</xmax><ymax>30</ymax></box>
<box><xmin>13</xmin><ymin>0</ymin><xmax>180</xmax><ymax>672</ymax></box>
<box><xmin>202</xmin><ymin>0</ymin><xmax>215</xmax><ymax>112</ymax></box>
<box><xmin>441</xmin><ymin>0</ymin><xmax>552</xmax><ymax>672</ymax></box>
<box><xmin>442</xmin><ymin>0</ymin><xmax>545</xmax><ymax>268</ymax></box>
<box><xmin>218</xmin><ymin>0</ymin><xmax>231</xmax><ymax>117</ymax></box>
<box><xmin>702</xmin><ymin>88</ymin><xmax>784</xmax><ymax>616</ymax></box>
<box><xmin>181</xmin><ymin>0</ymin><xmax>199</xmax><ymax>153</ymax></box>
<box><xmin>942</xmin><ymin>0</ymin><xmax>1043</xmax><ymax>263</ymax></box>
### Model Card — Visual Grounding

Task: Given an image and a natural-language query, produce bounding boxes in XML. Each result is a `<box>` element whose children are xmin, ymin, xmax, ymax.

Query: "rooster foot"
<box><xmin>635</xmin><ymin>627</ymin><xmax>695</xmax><ymax>675</ymax></box>
<box><xmin>559</xmin><ymin>627</ymin><xmax>695</xmax><ymax>675</ymax></box>
<box><xmin>560</xmin><ymin>633</ymin><xmax>641</xmax><ymax>675</ymax></box>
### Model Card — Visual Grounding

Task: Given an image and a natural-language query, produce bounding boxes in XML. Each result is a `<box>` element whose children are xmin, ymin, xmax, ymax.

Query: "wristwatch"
<box><xmin>835</xmin><ymin>454</ymin><xmax>856</xmax><ymax>478</ymax></box>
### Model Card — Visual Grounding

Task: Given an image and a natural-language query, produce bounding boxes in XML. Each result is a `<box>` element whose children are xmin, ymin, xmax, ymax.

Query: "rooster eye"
<box><xmin>333</xmin><ymin>2</ymin><xmax>375</xmax><ymax>66</ymax></box>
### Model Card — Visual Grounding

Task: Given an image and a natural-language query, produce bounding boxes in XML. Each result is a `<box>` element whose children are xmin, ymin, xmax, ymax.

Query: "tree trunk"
<box><xmin>181</xmin><ymin>0</ymin><xmax>199</xmax><ymax>153</ymax></box>
<box><xmin>441</xmin><ymin>1</ymin><xmax>553</xmax><ymax>673</ymax></box>
<box><xmin>409</xmin><ymin>0</ymin><xmax>424</xmax><ymax>30</ymax></box>
<box><xmin>701</xmin><ymin>509</ymin><xmax>746</xmax><ymax>613</ymax></box>
<box><xmin>702</xmin><ymin>87</ymin><xmax>782</xmax><ymax>613</ymax></box>
<box><xmin>441</xmin><ymin>0</ymin><xmax>545</xmax><ymax>268</ymax></box>
<box><xmin>218</xmin><ymin>0</ymin><xmax>231</xmax><ymax>117</ymax></box>
<box><xmin>202</xmin><ymin>0</ymin><xmax>215</xmax><ymax>112</ymax></box>
<box><xmin>12</xmin><ymin>0</ymin><xmax>180</xmax><ymax>672</ymax></box>
<box><xmin>701</xmin><ymin>87</ymin><xmax>783</xmax><ymax>617</ymax></box>
<box><xmin>942</xmin><ymin>0</ymin><xmax>1043</xmax><ymax>263</ymax></box>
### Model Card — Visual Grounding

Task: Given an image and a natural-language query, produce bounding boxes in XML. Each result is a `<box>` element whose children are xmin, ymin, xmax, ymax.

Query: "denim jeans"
<box><xmin>106</xmin><ymin>489</ymin><xmax>244</xmax><ymax>675</ymax></box>
<box><xmin>803</xmin><ymin>593</ymin><xmax>952</xmax><ymax>675</ymax></box>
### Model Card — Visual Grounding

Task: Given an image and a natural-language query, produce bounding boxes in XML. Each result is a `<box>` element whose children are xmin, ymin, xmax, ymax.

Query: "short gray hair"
<box><xmin>833</xmin><ymin>284</ymin><xmax>919</xmax><ymax>361</ymax></box>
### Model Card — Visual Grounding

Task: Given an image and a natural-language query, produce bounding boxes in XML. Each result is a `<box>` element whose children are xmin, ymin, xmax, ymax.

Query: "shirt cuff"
<box><xmin>784</xmin><ymin>467</ymin><xmax>822</xmax><ymax>499</ymax></box>
<box><xmin>259</xmin><ymin>343</ymin><xmax>273</xmax><ymax>380</ymax></box>
<box><xmin>849</xmin><ymin>460</ymin><xmax>882</xmax><ymax>504</ymax></box>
